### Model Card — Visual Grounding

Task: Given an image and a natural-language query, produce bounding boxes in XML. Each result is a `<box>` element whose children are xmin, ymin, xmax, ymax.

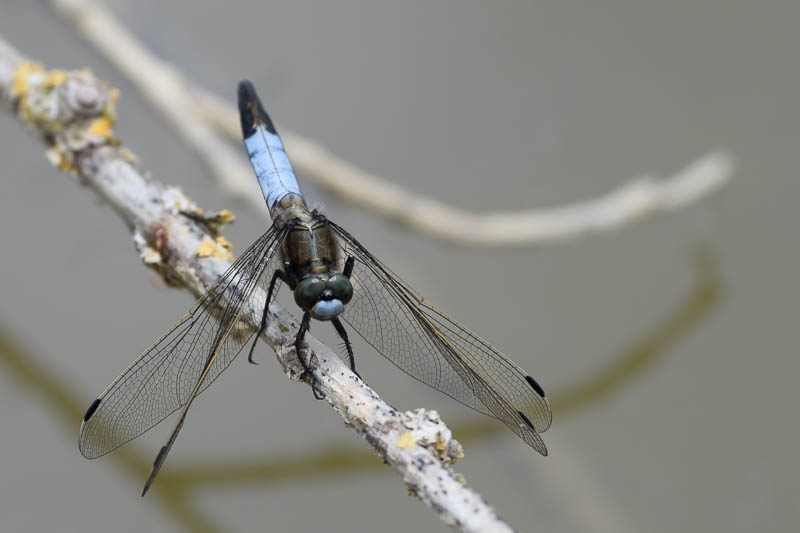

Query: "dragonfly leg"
<box><xmin>331</xmin><ymin>317</ymin><xmax>361</xmax><ymax>380</ymax></box>
<box><xmin>343</xmin><ymin>255</ymin><xmax>355</xmax><ymax>278</ymax></box>
<box><xmin>281</xmin><ymin>259</ymin><xmax>297</xmax><ymax>289</ymax></box>
<box><xmin>247</xmin><ymin>269</ymin><xmax>289</xmax><ymax>364</ymax></box>
<box><xmin>295</xmin><ymin>311</ymin><xmax>324</xmax><ymax>399</ymax></box>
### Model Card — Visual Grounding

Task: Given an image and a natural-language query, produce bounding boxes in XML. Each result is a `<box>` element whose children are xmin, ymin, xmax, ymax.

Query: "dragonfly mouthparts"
<box><xmin>311</xmin><ymin>299</ymin><xmax>344</xmax><ymax>320</ymax></box>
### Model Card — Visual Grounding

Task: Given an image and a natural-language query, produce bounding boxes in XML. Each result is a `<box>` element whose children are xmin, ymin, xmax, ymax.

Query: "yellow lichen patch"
<box><xmin>218</xmin><ymin>209</ymin><xmax>235</xmax><ymax>224</ymax></box>
<box><xmin>455</xmin><ymin>473</ymin><xmax>467</xmax><ymax>485</ymax></box>
<box><xmin>195</xmin><ymin>238</ymin><xmax>217</xmax><ymax>258</ymax></box>
<box><xmin>102</xmin><ymin>87</ymin><xmax>119</xmax><ymax>122</ymax></box>
<box><xmin>195</xmin><ymin>236</ymin><xmax>235</xmax><ymax>261</ymax></box>
<box><xmin>140</xmin><ymin>246</ymin><xmax>162</xmax><ymax>264</ymax></box>
<box><xmin>435</xmin><ymin>436</ymin><xmax>447</xmax><ymax>451</ymax></box>
<box><xmin>10</xmin><ymin>62</ymin><xmax>43</xmax><ymax>97</ymax></box>
<box><xmin>43</xmin><ymin>70</ymin><xmax>68</xmax><ymax>89</ymax></box>
<box><xmin>218</xmin><ymin>248</ymin><xmax>234</xmax><ymax>261</ymax></box>
<box><xmin>88</xmin><ymin>117</ymin><xmax>115</xmax><ymax>140</ymax></box>
<box><xmin>119</xmin><ymin>147</ymin><xmax>138</xmax><ymax>164</ymax></box>
<box><xmin>199</xmin><ymin>209</ymin><xmax>237</xmax><ymax>232</ymax></box>
<box><xmin>396</xmin><ymin>432</ymin><xmax>417</xmax><ymax>449</ymax></box>
<box><xmin>215</xmin><ymin>235</ymin><xmax>233</xmax><ymax>253</ymax></box>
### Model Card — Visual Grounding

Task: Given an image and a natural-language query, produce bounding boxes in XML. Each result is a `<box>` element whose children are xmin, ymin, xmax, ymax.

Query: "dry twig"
<box><xmin>0</xmin><ymin>37</ymin><xmax>513</xmax><ymax>533</ymax></box>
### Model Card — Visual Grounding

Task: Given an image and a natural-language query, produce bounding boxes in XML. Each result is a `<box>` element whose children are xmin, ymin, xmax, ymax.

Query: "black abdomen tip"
<box><xmin>237</xmin><ymin>80</ymin><xmax>257</xmax><ymax>110</ymax></box>
<box><xmin>83</xmin><ymin>398</ymin><xmax>101</xmax><ymax>422</ymax></box>
<box><xmin>526</xmin><ymin>375</ymin><xmax>546</xmax><ymax>398</ymax></box>
<box><xmin>237</xmin><ymin>80</ymin><xmax>277</xmax><ymax>137</ymax></box>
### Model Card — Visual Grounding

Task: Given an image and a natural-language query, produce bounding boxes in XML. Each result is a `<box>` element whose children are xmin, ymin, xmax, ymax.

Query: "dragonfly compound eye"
<box><xmin>327</xmin><ymin>274</ymin><xmax>353</xmax><ymax>304</ymax></box>
<box><xmin>294</xmin><ymin>277</ymin><xmax>326</xmax><ymax>310</ymax></box>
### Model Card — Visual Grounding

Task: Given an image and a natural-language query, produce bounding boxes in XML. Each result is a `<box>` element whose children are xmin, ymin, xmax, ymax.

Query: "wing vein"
<box><xmin>329</xmin><ymin>219</ymin><xmax>551</xmax><ymax>453</ymax></box>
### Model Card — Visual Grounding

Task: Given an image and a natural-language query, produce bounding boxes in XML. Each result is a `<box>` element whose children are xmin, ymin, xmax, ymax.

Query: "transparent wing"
<box><xmin>79</xmin><ymin>224</ymin><xmax>287</xmax><ymax>460</ymax></box>
<box><xmin>329</xmin><ymin>220</ymin><xmax>551</xmax><ymax>454</ymax></box>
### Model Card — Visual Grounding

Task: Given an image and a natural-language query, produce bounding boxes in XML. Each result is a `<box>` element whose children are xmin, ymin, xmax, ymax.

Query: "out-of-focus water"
<box><xmin>0</xmin><ymin>1</ymin><xmax>797</xmax><ymax>532</ymax></box>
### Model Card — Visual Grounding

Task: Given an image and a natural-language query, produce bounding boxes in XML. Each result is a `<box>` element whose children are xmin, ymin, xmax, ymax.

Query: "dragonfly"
<box><xmin>79</xmin><ymin>81</ymin><xmax>552</xmax><ymax>495</ymax></box>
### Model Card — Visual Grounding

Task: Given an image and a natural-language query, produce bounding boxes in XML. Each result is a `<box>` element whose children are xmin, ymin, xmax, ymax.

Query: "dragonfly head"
<box><xmin>294</xmin><ymin>273</ymin><xmax>353</xmax><ymax>321</ymax></box>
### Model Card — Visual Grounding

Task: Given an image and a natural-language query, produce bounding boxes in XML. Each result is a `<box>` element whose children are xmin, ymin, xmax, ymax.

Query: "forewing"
<box><xmin>329</xmin><ymin>221</ymin><xmax>551</xmax><ymax>454</ymax></box>
<box><xmin>79</xmin><ymin>224</ymin><xmax>286</xmax><ymax>459</ymax></box>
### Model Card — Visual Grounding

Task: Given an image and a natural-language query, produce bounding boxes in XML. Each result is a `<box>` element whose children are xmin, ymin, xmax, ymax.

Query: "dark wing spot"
<box><xmin>518</xmin><ymin>410</ymin><xmax>535</xmax><ymax>430</ymax></box>
<box><xmin>526</xmin><ymin>375</ymin><xmax>546</xmax><ymax>398</ymax></box>
<box><xmin>83</xmin><ymin>398</ymin><xmax>101</xmax><ymax>422</ymax></box>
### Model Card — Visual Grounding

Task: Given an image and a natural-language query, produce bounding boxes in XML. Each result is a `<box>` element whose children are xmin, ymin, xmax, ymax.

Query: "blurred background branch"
<box><xmin>48</xmin><ymin>0</ymin><xmax>734</xmax><ymax>247</ymax></box>
<box><xmin>0</xmin><ymin>246</ymin><xmax>720</xmax><ymax>532</ymax></box>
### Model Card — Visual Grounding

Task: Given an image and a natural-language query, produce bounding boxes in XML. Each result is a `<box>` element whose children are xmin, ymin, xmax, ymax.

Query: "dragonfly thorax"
<box><xmin>278</xmin><ymin>210</ymin><xmax>352</xmax><ymax>321</ymax></box>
